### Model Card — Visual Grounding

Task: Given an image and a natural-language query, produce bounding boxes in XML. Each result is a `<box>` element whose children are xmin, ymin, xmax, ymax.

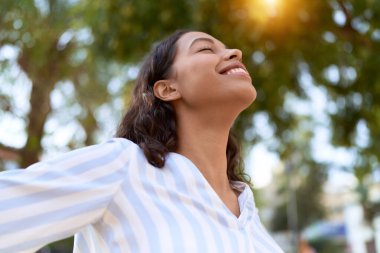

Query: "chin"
<box><xmin>239</xmin><ymin>85</ymin><xmax>257</xmax><ymax>108</ymax></box>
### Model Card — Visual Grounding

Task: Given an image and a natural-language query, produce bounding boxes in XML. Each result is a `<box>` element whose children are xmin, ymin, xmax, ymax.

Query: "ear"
<box><xmin>153</xmin><ymin>80</ymin><xmax>181</xmax><ymax>101</ymax></box>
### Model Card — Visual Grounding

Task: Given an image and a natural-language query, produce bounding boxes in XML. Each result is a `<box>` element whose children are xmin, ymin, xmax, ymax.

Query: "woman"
<box><xmin>0</xmin><ymin>30</ymin><xmax>283</xmax><ymax>253</ymax></box>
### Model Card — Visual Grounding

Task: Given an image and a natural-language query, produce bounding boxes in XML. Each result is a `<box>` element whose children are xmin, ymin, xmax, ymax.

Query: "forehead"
<box><xmin>176</xmin><ymin>32</ymin><xmax>225</xmax><ymax>52</ymax></box>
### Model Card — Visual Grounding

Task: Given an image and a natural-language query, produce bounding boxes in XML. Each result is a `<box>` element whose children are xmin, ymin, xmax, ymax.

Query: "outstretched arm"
<box><xmin>0</xmin><ymin>139</ymin><xmax>130</xmax><ymax>253</ymax></box>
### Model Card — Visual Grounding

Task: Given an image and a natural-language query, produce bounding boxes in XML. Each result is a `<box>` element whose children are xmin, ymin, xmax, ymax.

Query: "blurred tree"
<box><xmin>0</xmin><ymin>0</ymin><xmax>114</xmax><ymax>168</ymax></box>
<box><xmin>0</xmin><ymin>1</ymin><xmax>115</xmax><ymax>251</ymax></box>
<box><xmin>269</xmin><ymin>115</ymin><xmax>327</xmax><ymax>232</ymax></box>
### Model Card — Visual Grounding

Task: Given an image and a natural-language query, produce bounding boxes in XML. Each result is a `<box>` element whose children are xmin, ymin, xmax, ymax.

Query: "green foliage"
<box><xmin>86</xmin><ymin>0</ymin><xmax>194</xmax><ymax>62</ymax></box>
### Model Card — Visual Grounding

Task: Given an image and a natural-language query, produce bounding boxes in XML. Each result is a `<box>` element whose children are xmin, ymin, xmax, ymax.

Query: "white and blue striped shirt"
<box><xmin>0</xmin><ymin>138</ymin><xmax>284</xmax><ymax>253</ymax></box>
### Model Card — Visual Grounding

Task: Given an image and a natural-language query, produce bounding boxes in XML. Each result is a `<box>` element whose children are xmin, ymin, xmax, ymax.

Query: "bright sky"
<box><xmin>246</xmin><ymin>63</ymin><xmax>360</xmax><ymax>190</ymax></box>
<box><xmin>246</xmin><ymin>144</ymin><xmax>279</xmax><ymax>188</ymax></box>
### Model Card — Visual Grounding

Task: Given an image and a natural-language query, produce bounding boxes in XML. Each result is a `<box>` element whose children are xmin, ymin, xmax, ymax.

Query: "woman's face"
<box><xmin>169</xmin><ymin>31</ymin><xmax>256</xmax><ymax>112</ymax></box>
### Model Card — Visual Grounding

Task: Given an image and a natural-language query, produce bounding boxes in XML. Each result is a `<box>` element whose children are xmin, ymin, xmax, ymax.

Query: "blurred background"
<box><xmin>0</xmin><ymin>0</ymin><xmax>379</xmax><ymax>252</ymax></box>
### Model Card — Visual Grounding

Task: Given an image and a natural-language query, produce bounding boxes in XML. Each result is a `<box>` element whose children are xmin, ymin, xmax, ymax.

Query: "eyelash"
<box><xmin>198</xmin><ymin>46</ymin><xmax>214</xmax><ymax>52</ymax></box>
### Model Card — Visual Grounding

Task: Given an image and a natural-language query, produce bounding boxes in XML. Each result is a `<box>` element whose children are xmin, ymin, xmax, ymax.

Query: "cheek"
<box><xmin>179</xmin><ymin>55</ymin><xmax>218</xmax><ymax>75</ymax></box>
<box><xmin>176</xmin><ymin>61</ymin><xmax>218</xmax><ymax>91</ymax></box>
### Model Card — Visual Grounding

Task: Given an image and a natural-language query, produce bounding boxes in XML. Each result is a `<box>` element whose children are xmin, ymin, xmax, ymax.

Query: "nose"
<box><xmin>223</xmin><ymin>48</ymin><xmax>242</xmax><ymax>61</ymax></box>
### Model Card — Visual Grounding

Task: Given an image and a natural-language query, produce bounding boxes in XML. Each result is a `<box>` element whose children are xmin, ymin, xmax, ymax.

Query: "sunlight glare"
<box><xmin>247</xmin><ymin>0</ymin><xmax>283</xmax><ymax>24</ymax></box>
<box><xmin>263</xmin><ymin>0</ymin><xmax>279</xmax><ymax>16</ymax></box>
<box><xmin>264</xmin><ymin>0</ymin><xmax>278</xmax><ymax>8</ymax></box>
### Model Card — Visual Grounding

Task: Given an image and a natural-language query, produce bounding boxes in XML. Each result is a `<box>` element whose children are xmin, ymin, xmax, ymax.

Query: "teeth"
<box><xmin>225</xmin><ymin>68</ymin><xmax>247</xmax><ymax>75</ymax></box>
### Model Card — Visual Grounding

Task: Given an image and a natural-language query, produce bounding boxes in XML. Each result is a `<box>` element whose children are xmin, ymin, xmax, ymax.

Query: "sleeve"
<box><xmin>0</xmin><ymin>138</ymin><xmax>131</xmax><ymax>253</ymax></box>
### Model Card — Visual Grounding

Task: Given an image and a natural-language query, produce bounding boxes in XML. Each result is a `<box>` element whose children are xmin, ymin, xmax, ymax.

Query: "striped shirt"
<box><xmin>0</xmin><ymin>138</ymin><xmax>284</xmax><ymax>253</ymax></box>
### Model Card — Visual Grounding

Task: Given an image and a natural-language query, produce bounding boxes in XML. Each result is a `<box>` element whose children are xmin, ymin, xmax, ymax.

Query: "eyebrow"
<box><xmin>189</xmin><ymin>37</ymin><xmax>226</xmax><ymax>49</ymax></box>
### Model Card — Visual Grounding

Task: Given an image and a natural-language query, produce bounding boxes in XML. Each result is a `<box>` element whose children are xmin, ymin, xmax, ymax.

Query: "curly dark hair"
<box><xmin>116</xmin><ymin>30</ymin><xmax>251</xmax><ymax>185</ymax></box>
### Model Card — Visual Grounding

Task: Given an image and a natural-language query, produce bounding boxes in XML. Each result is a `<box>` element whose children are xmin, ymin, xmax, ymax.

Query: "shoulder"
<box><xmin>92</xmin><ymin>138</ymin><xmax>141</xmax><ymax>164</ymax></box>
<box><xmin>107</xmin><ymin>137</ymin><xmax>139</xmax><ymax>151</ymax></box>
<box><xmin>41</xmin><ymin>138</ymin><xmax>140</xmax><ymax>169</ymax></box>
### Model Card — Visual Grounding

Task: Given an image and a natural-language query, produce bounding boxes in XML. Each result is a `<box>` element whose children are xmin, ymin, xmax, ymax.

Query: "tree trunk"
<box><xmin>19</xmin><ymin>79</ymin><xmax>55</xmax><ymax>168</ymax></box>
<box><xmin>17</xmin><ymin>38</ymin><xmax>67</xmax><ymax>168</ymax></box>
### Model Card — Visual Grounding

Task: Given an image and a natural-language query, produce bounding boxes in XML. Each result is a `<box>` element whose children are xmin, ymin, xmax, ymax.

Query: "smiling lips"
<box><xmin>219</xmin><ymin>62</ymin><xmax>251</xmax><ymax>80</ymax></box>
<box><xmin>224</xmin><ymin>67</ymin><xmax>248</xmax><ymax>75</ymax></box>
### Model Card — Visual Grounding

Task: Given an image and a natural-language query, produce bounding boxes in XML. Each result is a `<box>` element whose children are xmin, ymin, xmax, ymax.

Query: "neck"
<box><xmin>175</xmin><ymin>110</ymin><xmax>235</xmax><ymax>195</ymax></box>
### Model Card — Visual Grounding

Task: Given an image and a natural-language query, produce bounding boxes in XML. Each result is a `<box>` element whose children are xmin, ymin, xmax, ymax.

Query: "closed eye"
<box><xmin>197</xmin><ymin>47</ymin><xmax>214</xmax><ymax>53</ymax></box>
